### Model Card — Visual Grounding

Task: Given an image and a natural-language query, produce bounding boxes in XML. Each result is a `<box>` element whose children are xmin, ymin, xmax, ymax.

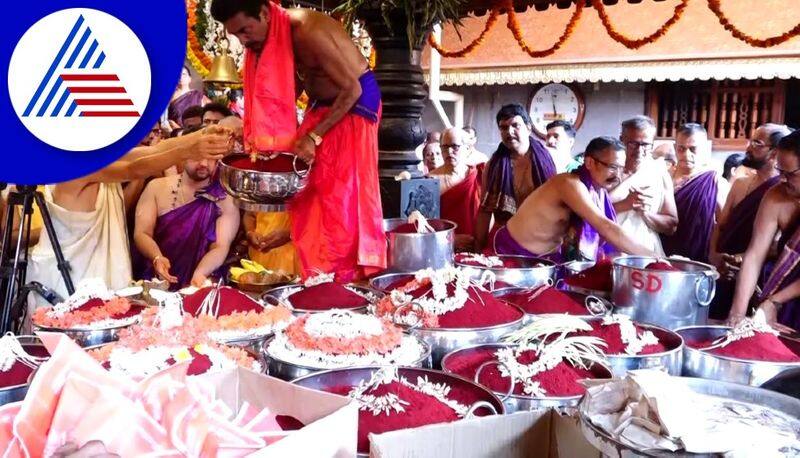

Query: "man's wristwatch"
<box><xmin>307</xmin><ymin>131</ymin><xmax>323</xmax><ymax>146</ymax></box>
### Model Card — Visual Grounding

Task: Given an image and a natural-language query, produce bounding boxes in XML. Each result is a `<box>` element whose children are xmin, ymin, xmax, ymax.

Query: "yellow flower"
<box><xmin>174</xmin><ymin>348</ymin><xmax>192</xmax><ymax>362</ymax></box>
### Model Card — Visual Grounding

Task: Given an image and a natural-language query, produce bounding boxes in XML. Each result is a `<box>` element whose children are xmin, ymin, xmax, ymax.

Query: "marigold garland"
<box><xmin>708</xmin><ymin>0</ymin><xmax>800</xmax><ymax>48</ymax></box>
<box><xmin>186</xmin><ymin>0</ymin><xmax>243</xmax><ymax>79</ymax></box>
<box><xmin>591</xmin><ymin>0</ymin><xmax>688</xmax><ymax>49</ymax></box>
<box><xmin>428</xmin><ymin>8</ymin><xmax>500</xmax><ymax>58</ymax></box>
<box><xmin>506</xmin><ymin>0</ymin><xmax>584</xmax><ymax>58</ymax></box>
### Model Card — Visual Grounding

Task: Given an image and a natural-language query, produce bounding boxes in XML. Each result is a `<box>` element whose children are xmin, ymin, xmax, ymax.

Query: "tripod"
<box><xmin>0</xmin><ymin>185</ymin><xmax>74</xmax><ymax>334</ymax></box>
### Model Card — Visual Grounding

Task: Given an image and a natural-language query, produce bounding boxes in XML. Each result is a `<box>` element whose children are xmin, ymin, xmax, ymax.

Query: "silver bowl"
<box><xmin>368</xmin><ymin>272</ymin><xmax>416</xmax><ymax>293</ymax></box>
<box><xmin>0</xmin><ymin>336</ymin><xmax>50</xmax><ymax>406</ymax></box>
<box><xmin>32</xmin><ymin>304</ymin><xmax>147</xmax><ymax>347</ymax></box>
<box><xmin>456</xmin><ymin>255</ymin><xmax>556</xmax><ymax>289</ymax></box>
<box><xmin>492</xmin><ymin>287</ymin><xmax>609</xmax><ymax>324</ymax></box>
<box><xmin>262</xmin><ymin>284</ymin><xmax>383</xmax><ymax>316</ymax></box>
<box><xmin>263</xmin><ymin>334</ymin><xmax>432</xmax><ymax>381</ymax></box>
<box><xmin>441</xmin><ymin>343</ymin><xmax>613</xmax><ymax>413</ymax></box>
<box><xmin>291</xmin><ymin>366</ymin><xmax>505</xmax><ymax>457</ymax></box>
<box><xmin>676</xmin><ymin>325</ymin><xmax>800</xmax><ymax>386</ymax></box>
<box><xmin>603</xmin><ymin>321</ymin><xmax>684</xmax><ymax>377</ymax></box>
<box><xmin>218</xmin><ymin>153</ymin><xmax>309</xmax><ymax>204</ymax></box>
<box><xmin>579</xmin><ymin>376</ymin><xmax>800</xmax><ymax>457</ymax></box>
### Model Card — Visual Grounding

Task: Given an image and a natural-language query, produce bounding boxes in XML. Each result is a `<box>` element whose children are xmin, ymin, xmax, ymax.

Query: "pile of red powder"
<box><xmin>645</xmin><ymin>261</ymin><xmax>681</xmax><ymax>271</ymax></box>
<box><xmin>228</xmin><ymin>154</ymin><xmax>309</xmax><ymax>173</ymax></box>
<box><xmin>288</xmin><ymin>282</ymin><xmax>368</xmax><ymax>310</ymax></box>
<box><xmin>581</xmin><ymin>320</ymin><xmax>667</xmax><ymax>355</ymax></box>
<box><xmin>499</xmin><ymin>286</ymin><xmax>587</xmax><ymax>315</ymax></box>
<box><xmin>564</xmin><ymin>258</ymin><xmax>613</xmax><ymax>292</ymax></box>
<box><xmin>406</xmin><ymin>283</ymin><xmax>522</xmax><ymax>328</ymax></box>
<box><xmin>444</xmin><ymin>347</ymin><xmax>596</xmax><ymax>397</ymax></box>
<box><xmin>0</xmin><ymin>345</ymin><xmax>50</xmax><ymax>388</ymax></box>
<box><xmin>688</xmin><ymin>332</ymin><xmax>800</xmax><ymax>362</ymax></box>
<box><xmin>182</xmin><ymin>286</ymin><xmax>264</xmax><ymax>316</ymax></box>
<box><xmin>390</xmin><ymin>220</ymin><xmax>451</xmax><ymax>234</ymax></box>
<box><xmin>330</xmin><ymin>381</ymin><xmax>461</xmax><ymax>453</ymax></box>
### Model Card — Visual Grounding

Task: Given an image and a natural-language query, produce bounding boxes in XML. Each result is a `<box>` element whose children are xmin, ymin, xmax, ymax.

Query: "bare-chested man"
<box><xmin>27</xmin><ymin>128</ymin><xmax>232</xmax><ymax>309</ymax></box>
<box><xmin>212</xmin><ymin>0</ymin><xmax>385</xmax><ymax>281</ymax></box>
<box><xmin>133</xmin><ymin>127</ymin><xmax>240</xmax><ymax>290</ymax></box>
<box><xmin>707</xmin><ymin>124</ymin><xmax>791</xmax><ymax>319</ymax></box>
<box><xmin>494</xmin><ymin>136</ymin><xmax>654</xmax><ymax>261</ymax></box>
<box><xmin>609</xmin><ymin>116</ymin><xmax>678</xmax><ymax>257</ymax></box>
<box><xmin>429</xmin><ymin>127</ymin><xmax>482</xmax><ymax>251</ymax></box>
<box><xmin>729</xmin><ymin>130</ymin><xmax>800</xmax><ymax>331</ymax></box>
<box><xmin>475</xmin><ymin>104</ymin><xmax>557</xmax><ymax>251</ymax></box>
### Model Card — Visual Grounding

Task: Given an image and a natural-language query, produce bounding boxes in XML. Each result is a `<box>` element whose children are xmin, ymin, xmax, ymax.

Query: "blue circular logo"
<box><xmin>1</xmin><ymin>0</ymin><xmax>186</xmax><ymax>184</ymax></box>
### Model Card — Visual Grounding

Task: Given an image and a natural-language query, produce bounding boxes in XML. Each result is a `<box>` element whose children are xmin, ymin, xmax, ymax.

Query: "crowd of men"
<box><xmin>423</xmin><ymin>104</ymin><xmax>800</xmax><ymax>331</ymax></box>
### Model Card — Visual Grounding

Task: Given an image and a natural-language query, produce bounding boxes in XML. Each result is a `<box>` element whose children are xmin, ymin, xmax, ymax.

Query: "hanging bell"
<box><xmin>205</xmin><ymin>47</ymin><xmax>241</xmax><ymax>85</ymax></box>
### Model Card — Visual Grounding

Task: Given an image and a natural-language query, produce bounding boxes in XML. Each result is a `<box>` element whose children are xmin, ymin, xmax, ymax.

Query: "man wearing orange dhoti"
<box><xmin>213</xmin><ymin>0</ymin><xmax>385</xmax><ymax>281</ymax></box>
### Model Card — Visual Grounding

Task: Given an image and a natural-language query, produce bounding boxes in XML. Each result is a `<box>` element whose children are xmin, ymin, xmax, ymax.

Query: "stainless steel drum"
<box><xmin>612</xmin><ymin>256</ymin><xmax>718</xmax><ymax>330</ymax></box>
<box><xmin>0</xmin><ymin>336</ymin><xmax>49</xmax><ymax>406</ymax></box>
<box><xmin>263</xmin><ymin>335</ymin><xmax>432</xmax><ymax>381</ymax></box>
<box><xmin>383</xmin><ymin>218</ymin><xmax>455</xmax><ymax>272</ymax></box>
<box><xmin>456</xmin><ymin>255</ymin><xmax>556</xmax><ymax>289</ymax></box>
<box><xmin>262</xmin><ymin>284</ymin><xmax>382</xmax><ymax>315</ymax></box>
<box><xmin>676</xmin><ymin>325</ymin><xmax>800</xmax><ymax>386</ymax></box>
<box><xmin>441</xmin><ymin>343</ymin><xmax>613</xmax><ymax>413</ymax></box>
<box><xmin>218</xmin><ymin>153</ymin><xmax>309</xmax><ymax>207</ymax></box>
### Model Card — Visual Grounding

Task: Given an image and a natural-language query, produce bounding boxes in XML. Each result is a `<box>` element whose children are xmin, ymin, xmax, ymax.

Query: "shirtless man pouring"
<box><xmin>212</xmin><ymin>0</ymin><xmax>385</xmax><ymax>281</ymax></box>
<box><xmin>494</xmin><ymin>136</ymin><xmax>655</xmax><ymax>261</ymax></box>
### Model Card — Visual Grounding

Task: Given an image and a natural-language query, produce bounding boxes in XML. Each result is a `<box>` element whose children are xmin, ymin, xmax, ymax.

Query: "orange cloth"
<box><xmin>290</xmin><ymin>106</ymin><xmax>386</xmax><ymax>281</ymax></box>
<box><xmin>440</xmin><ymin>166</ymin><xmax>482</xmax><ymax>236</ymax></box>
<box><xmin>248</xmin><ymin>211</ymin><xmax>301</xmax><ymax>275</ymax></box>
<box><xmin>242</xmin><ymin>2</ymin><xmax>296</xmax><ymax>152</ymax></box>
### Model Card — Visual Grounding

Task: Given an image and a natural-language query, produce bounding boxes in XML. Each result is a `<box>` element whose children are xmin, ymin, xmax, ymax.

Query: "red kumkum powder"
<box><xmin>228</xmin><ymin>155</ymin><xmax>309</xmax><ymax>173</ymax></box>
<box><xmin>438</xmin><ymin>287</ymin><xmax>522</xmax><ymax>328</ymax></box>
<box><xmin>288</xmin><ymin>282</ymin><xmax>368</xmax><ymax>310</ymax></box>
<box><xmin>330</xmin><ymin>381</ymin><xmax>461</xmax><ymax>454</ymax></box>
<box><xmin>445</xmin><ymin>347</ymin><xmax>596</xmax><ymax>397</ymax></box>
<box><xmin>182</xmin><ymin>286</ymin><xmax>263</xmax><ymax>317</ymax></box>
<box><xmin>645</xmin><ymin>261</ymin><xmax>680</xmax><ymax>271</ymax></box>
<box><xmin>711</xmin><ymin>333</ymin><xmax>800</xmax><ymax>362</ymax></box>
<box><xmin>581</xmin><ymin>321</ymin><xmax>666</xmax><ymax>355</ymax></box>
<box><xmin>564</xmin><ymin>258</ymin><xmax>613</xmax><ymax>292</ymax></box>
<box><xmin>500</xmin><ymin>287</ymin><xmax>587</xmax><ymax>315</ymax></box>
<box><xmin>0</xmin><ymin>345</ymin><xmax>49</xmax><ymax>388</ymax></box>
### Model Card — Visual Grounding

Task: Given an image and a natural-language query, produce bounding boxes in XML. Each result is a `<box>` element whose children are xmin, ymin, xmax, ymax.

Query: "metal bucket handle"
<box><xmin>292</xmin><ymin>154</ymin><xmax>311</xmax><ymax>178</ymax></box>
<box><xmin>694</xmin><ymin>270</ymin><xmax>718</xmax><ymax>307</ymax></box>
<box><xmin>464</xmin><ymin>400</ymin><xmax>498</xmax><ymax>419</ymax></box>
<box><xmin>545</xmin><ymin>277</ymin><xmax>554</xmax><ymax>287</ymax></box>
<box><xmin>554</xmin><ymin>278</ymin><xmax>566</xmax><ymax>290</ymax></box>
<box><xmin>393</xmin><ymin>302</ymin><xmax>424</xmax><ymax>330</ymax></box>
<box><xmin>262</xmin><ymin>294</ymin><xmax>294</xmax><ymax>310</ymax></box>
<box><xmin>474</xmin><ymin>360</ymin><xmax>515</xmax><ymax>402</ymax></box>
<box><xmin>585</xmin><ymin>295</ymin><xmax>613</xmax><ymax>316</ymax></box>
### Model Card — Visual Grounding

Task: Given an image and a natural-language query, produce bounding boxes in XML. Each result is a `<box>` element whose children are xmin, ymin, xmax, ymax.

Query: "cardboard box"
<box><xmin>369</xmin><ymin>410</ymin><xmax>600</xmax><ymax>458</ymax></box>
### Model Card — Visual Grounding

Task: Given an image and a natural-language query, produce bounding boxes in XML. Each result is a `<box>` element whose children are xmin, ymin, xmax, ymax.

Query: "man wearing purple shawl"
<box><xmin>133</xmin><ymin>152</ymin><xmax>240</xmax><ymax>290</ymax></box>
<box><xmin>495</xmin><ymin>137</ymin><xmax>654</xmax><ymax>262</ymax></box>
<box><xmin>708</xmin><ymin>124</ymin><xmax>790</xmax><ymax>319</ymax></box>
<box><xmin>661</xmin><ymin>124</ymin><xmax>728</xmax><ymax>264</ymax></box>
<box><xmin>729</xmin><ymin>130</ymin><xmax>800</xmax><ymax>331</ymax></box>
<box><xmin>475</xmin><ymin>104</ymin><xmax>557</xmax><ymax>251</ymax></box>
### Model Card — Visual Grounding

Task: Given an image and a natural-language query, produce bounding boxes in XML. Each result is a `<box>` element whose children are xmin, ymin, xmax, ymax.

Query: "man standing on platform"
<box><xmin>493</xmin><ymin>137</ymin><xmax>654</xmax><ymax>261</ymax></box>
<box><xmin>429</xmin><ymin>127</ymin><xmax>482</xmax><ymax>251</ymax></box>
<box><xmin>609</xmin><ymin>116</ymin><xmax>677</xmax><ymax>257</ymax></box>
<box><xmin>661</xmin><ymin>123</ymin><xmax>729</xmax><ymax>263</ymax></box>
<box><xmin>474</xmin><ymin>104</ymin><xmax>557</xmax><ymax>252</ymax></box>
<box><xmin>212</xmin><ymin>0</ymin><xmax>385</xmax><ymax>281</ymax></box>
<box><xmin>708</xmin><ymin>124</ymin><xmax>791</xmax><ymax>319</ymax></box>
<box><xmin>728</xmin><ymin>131</ymin><xmax>800</xmax><ymax>331</ymax></box>
<box><xmin>133</xmin><ymin>131</ymin><xmax>240</xmax><ymax>290</ymax></box>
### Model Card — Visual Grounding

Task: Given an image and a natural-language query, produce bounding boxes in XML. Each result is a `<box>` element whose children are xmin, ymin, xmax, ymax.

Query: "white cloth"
<box><xmin>549</xmin><ymin>148</ymin><xmax>572</xmax><ymax>173</ymax></box>
<box><xmin>27</xmin><ymin>183</ymin><xmax>132</xmax><ymax>311</ymax></box>
<box><xmin>609</xmin><ymin>159</ymin><xmax>667</xmax><ymax>256</ymax></box>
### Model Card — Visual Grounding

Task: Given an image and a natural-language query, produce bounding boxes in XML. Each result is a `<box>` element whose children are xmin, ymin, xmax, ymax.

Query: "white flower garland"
<box><xmin>105</xmin><ymin>343</ymin><xmax>262</xmax><ymax>379</ymax></box>
<box><xmin>602</xmin><ymin>315</ymin><xmax>659</xmax><ymax>356</ymax></box>
<box><xmin>303</xmin><ymin>310</ymin><xmax>384</xmax><ymax>339</ymax></box>
<box><xmin>47</xmin><ymin>278</ymin><xmax>114</xmax><ymax>318</ymax></box>
<box><xmin>348</xmin><ymin>367</ymin><xmax>468</xmax><ymax>417</ymax></box>
<box><xmin>459</xmin><ymin>254</ymin><xmax>504</xmax><ymax>268</ymax></box>
<box><xmin>0</xmin><ymin>334</ymin><xmax>46</xmax><ymax>372</ymax></box>
<box><xmin>716</xmin><ymin>312</ymin><xmax>779</xmax><ymax>348</ymax></box>
<box><xmin>304</xmin><ymin>272</ymin><xmax>335</xmax><ymax>287</ymax></box>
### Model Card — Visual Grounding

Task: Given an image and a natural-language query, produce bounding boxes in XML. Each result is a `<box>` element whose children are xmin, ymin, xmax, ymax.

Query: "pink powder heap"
<box><xmin>564</xmin><ymin>258</ymin><xmax>613</xmax><ymax>292</ymax></box>
<box><xmin>710</xmin><ymin>332</ymin><xmax>800</xmax><ymax>362</ymax></box>
<box><xmin>499</xmin><ymin>286</ymin><xmax>587</xmax><ymax>315</ymax></box>
<box><xmin>182</xmin><ymin>286</ymin><xmax>263</xmax><ymax>317</ymax></box>
<box><xmin>288</xmin><ymin>282</ymin><xmax>368</xmax><ymax>310</ymax></box>
<box><xmin>581</xmin><ymin>321</ymin><xmax>666</xmax><ymax>355</ymax></box>
<box><xmin>444</xmin><ymin>347</ymin><xmax>598</xmax><ymax>397</ymax></box>
<box><xmin>646</xmin><ymin>261</ymin><xmax>680</xmax><ymax>272</ymax></box>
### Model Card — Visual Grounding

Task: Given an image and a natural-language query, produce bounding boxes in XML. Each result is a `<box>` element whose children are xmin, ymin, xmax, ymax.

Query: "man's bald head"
<box><xmin>440</xmin><ymin>127</ymin><xmax>469</xmax><ymax>167</ymax></box>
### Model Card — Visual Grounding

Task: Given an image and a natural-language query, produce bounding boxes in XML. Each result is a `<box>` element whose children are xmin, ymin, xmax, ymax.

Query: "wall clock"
<box><xmin>528</xmin><ymin>83</ymin><xmax>586</xmax><ymax>138</ymax></box>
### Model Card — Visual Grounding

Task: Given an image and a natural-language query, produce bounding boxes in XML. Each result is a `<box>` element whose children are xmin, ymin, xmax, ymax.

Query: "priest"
<box><xmin>212</xmin><ymin>0</ymin><xmax>385</xmax><ymax>280</ymax></box>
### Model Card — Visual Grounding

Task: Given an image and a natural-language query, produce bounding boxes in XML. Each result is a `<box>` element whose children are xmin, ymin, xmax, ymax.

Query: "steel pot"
<box><xmin>262</xmin><ymin>284</ymin><xmax>383</xmax><ymax>315</ymax></box>
<box><xmin>263</xmin><ymin>335</ymin><xmax>432</xmax><ymax>381</ymax></box>
<box><xmin>0</xmin><ymin>336</ymin><xmax>49</xmax><ymax>406</ymax></box>
<box><xmin>218</xmin><ymin>153</ymin><xmax>309</xmax><ymax>205</ymax></box>
<box><xmin>455</xmin><ymin>255</ymin><xmax>556</xmax><ymax>289</ymax></box>
<box><xmin>612</xmin><ymin>256</ymin><xmax>718</xmax><ymax>330</ymax></box>
<box><xmin>676</xmin><ymin>325</ymin><xmax>800</xmax><ymax>386</ymax></box>
<box><xmin>491</xmin><ymin>287</ymin><xmax>609</xmax><ymax>324</ymax></box>
<box><xmin>383</xmin><ymin>218</ymin><xmax>455</xmax><ymax>272</ymax></box>
<box><xmin>441</xmin><ymin>343</ymin><xmax>613</xmax><ymax>413</ymax></box>
<box><xmin>291</xmin><ymin>366</ymin><xmax>505</xmax><ymax>457</ymax></box>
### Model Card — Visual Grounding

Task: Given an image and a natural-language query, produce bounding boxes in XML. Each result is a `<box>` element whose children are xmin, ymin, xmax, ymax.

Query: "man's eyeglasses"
<box><xmin>748</xmin><ymin>139</ymin><xmax>774</xmax><ymax>150</ymax></box>
<box><xmin>441</xmin><ymin>144</ymin><xmax>463</xmax><ymax>151</ymax></box>
<box><xmin>592</xmin><ymin>156</ymin><xmax>624</xmax><ymax>174</ymax></box>
<box><xmin>776</xmin><ymin>166</ymin><xmax>800</xmax><ymax>179</ymax></box>
<box><xmin>625</xmin><ymin>141</ymin><xmax>653</xmax><ymax>153</ymax></box>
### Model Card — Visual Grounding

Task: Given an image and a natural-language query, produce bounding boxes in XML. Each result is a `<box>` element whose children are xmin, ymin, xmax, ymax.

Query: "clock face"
<box><xmin>528</xmin><ymin>83</ymin><xmax>584</xmax><ymax>136</ymax></box>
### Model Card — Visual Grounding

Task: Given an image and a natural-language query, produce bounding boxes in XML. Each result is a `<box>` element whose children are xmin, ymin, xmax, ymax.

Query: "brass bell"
<box><xmin>205</xmin><ymin>44</ymin><xmax>241</xmax><ymax>85</ymax></box>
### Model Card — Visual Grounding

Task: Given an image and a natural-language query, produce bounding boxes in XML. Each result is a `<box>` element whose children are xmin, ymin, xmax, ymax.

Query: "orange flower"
<box><xmin>506</xmin><ymin>0</ymin><xmax>583</xmax><ymax>58</ymax></box>
<box><xmin>32</xmin><ymin>297</ymin><xmax>135</xmax><ymax>329</ymax></box>
<box><xmin>707</xmin><ymin>0</ymin><xmax>800</xmax><ymax>48</ymax></box>
<box><xmin>428</xmin><ymin>8</ymin><xmax>500</xmax><ymax>58</ymax></box>
<box><xmin>591</xmin><ymin>0</ymin><xmax>687</xmax><ymax>50</ymax></box>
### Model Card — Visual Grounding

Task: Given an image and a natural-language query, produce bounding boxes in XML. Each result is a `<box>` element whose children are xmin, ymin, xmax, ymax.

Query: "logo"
<box><xmin>8</xmin><ymin>8</ymin><xmax>151</xmax><ymax>152</ymax></box>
